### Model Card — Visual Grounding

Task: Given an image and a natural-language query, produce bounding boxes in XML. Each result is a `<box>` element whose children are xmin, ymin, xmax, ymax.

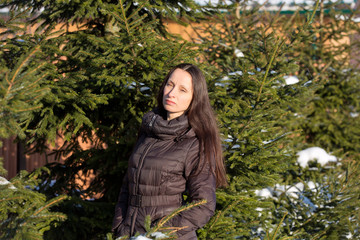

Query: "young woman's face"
<box><xmin>163</xmin><ymin>68</ymin><xmax>193</xmax><ymax>120</ymax></box>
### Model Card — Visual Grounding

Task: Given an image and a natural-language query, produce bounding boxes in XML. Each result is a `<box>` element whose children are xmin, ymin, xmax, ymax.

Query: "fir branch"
<box><xmin>208</xmin><ymin>198</ymin><xmax>242</xmax><ymax>230</ymax></box>
<box><xmin>129</xmin><ymin>15</ymin><xmax>148</xmax><ymax>31</ymax></box>
<box><xmin>312</xmin><ymin>230</ymin><xmax>327</xmax><ymax>240</ymax></box>
<box><xmin>0</xmin><ymin>80</ymin><xmax>6</xmax><ymax>91</ymax></box>
<box><xmin>8</xmin><ymin>45</ymin><xmax>40</xmax><ymax>92</ymax></box>
<box><xmin>29</xmin><ymin>213</ymin><xmax>67</xmax><ymax>221</ymax></box>
<box><xmin>167</xmin><ymin>226</ymin><xmax>188</xmax><ymax>235</ymax></box>
<box><xmin>269</xmin><ymin>212</ymin><xmax>288</xmax><ymax>240</ymax></box>
<box><xmin>8</xmin><ymin>105</ymin><xmax>42</xmax><ymax>113</ymax></box>
<box><xmin>223</xmin><ymin>13</ymin><xmax>236</xmax><ymax>53</ymax></box>
<box><xmin>0</xmin><ymin>196</ymin><xmax>22</xmax><ymax>202</ymax></box>
<box><xmin>17</xmin><ymin>62</ymin><xmax>47</xmax><ymax>85</ymax></box>
<box><xmin>127</xmin><ymin>1</ymin><xmax>149</xmax><ymax>21</ymax></box>
<box><xmin>146</xmin><ymin>199</ymin><xmax>207</xmax><ymax>237</ymax></box>
<box><xmin>32</xmin><ymin>195</ymin><xmax>68</xmax><ymax>217</ymax></box>
<box><xmin>288</xmin><ymin>0</ymin><xmax>320</xmax><ymax>45</ymax></box>
<box><xmin>119</xmin><ymin>0</ymin><xmax>131</xmax><ymax>36</ymax></box>
<box><xmin>24</xmin><ymin>87</ymin><xmax>50</xmax><ymax>101</ymax></box>
<box><xmin>168</xmin><ymin>43</ymin><xmax>186</xmax><ymax>65</ymax></box>
<box><xmin>5</xmin><ymin>71</ymin><xmax>10</xmax><ymax>85</ymax></box>
<box><xmin>257</xmin><ymin>37</ymin><xmax>283</xmax><ymax>103</ymax></box>
<box><xmin>16</xmin><ymin>195</ymin><xmax>68</xmax><ymax>235</ymax></box>
<box><xmin>305</xmin><ymin>0</ymin><xmax>320</xmax><ymax>28</ymax></box>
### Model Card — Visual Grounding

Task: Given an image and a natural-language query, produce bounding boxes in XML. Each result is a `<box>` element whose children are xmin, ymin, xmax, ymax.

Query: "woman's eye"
<box><xmin>180</xmin><ymin>88</ymin><xmax>187</xmax><ymax>92</ymax></box>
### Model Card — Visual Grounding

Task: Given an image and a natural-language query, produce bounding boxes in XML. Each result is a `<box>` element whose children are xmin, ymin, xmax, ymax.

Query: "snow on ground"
<box><xmin>130</xmin><ymin>236</ymin><xmax>151</xmax><ymax>240</ymax></box>
<box><xmin>296</xmin><ymin>147</ymin><xmax>337</xmax><ymax>168</ymax></box>
<box><xmin>128</xmin><ymin>232</ymin><xmax>168</xmax><ymax>240</ymax></box>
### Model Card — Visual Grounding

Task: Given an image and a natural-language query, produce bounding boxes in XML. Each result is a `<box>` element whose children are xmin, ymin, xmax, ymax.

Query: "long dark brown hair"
<box><xmin>157</xmin><ymin>63</ymin><xmax>228</xmax><ymax>188</ymax></box>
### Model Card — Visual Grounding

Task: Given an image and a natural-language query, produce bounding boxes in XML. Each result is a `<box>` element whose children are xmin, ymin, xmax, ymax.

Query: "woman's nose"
<box><xmin>168</xmin><ymin>88</ymin><xmax>176</xmax><ymax>97</ymax></box>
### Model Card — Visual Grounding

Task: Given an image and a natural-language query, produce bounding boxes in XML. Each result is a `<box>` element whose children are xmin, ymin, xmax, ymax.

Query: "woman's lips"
<box><xmin>165</xmin><ymin>99</ymin><xmax>175</xmax><ymax>105</ymax></box>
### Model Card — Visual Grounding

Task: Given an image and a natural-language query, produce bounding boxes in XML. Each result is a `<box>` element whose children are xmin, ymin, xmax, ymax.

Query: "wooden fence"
<box><xmin>1</xmin><ymin>138</ymin><xmax>58</xmax><ymax>179</ymax></box>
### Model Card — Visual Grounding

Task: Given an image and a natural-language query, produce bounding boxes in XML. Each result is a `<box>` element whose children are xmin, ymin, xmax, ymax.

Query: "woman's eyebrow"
<box><xmin>167</xmin><ymin>80</ymin><xmax>192</xmax><ymax>91</ymax></box>
<box><xmin>180</xmin><ymin>84</ymin><xmax>189</xmax><ymax>90</ymax></box>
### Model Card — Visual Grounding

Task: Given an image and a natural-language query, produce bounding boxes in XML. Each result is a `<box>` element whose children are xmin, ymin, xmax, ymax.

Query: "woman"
<box><xmin>112</xmin><ymin>63</ymin><xmax>227</xmax><ymax>239</ymax></box>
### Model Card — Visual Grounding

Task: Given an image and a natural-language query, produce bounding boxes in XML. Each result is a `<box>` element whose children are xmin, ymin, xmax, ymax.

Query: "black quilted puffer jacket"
<box><xmin>112</xmin><ymin>109</ymin><xmax>216</xmax><ymax>240</ymax></box>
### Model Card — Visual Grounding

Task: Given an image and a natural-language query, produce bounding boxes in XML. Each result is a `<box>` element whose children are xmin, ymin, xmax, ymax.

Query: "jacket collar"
<box><xmin>141</xmin><ymin>108</ymin><xmax>195</xmax><ymax>141</ymax></box>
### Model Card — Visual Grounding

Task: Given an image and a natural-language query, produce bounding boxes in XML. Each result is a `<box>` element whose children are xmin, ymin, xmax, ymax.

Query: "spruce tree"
<box><xmin>2</xmin><ymin>0</ymin><xmax>359</xmax><ymax>239</ymax></box>
<box><xmin>1</xmin><ymin>0</ymin><xmax>203</xmax><ymax>239</ymax></box>
<box><xmin>0</xmin><ymin>9</ymin><xmax>67</xmax><ymax>240</ymax></box>
<box><xmin>193</xmin><ymin>0</ymin><xmax>360</xmax><ymax>239</ymax></box>
<box><xmin>270</xmin><ymin>1</ymin><xmax>360</xmax><ymax>238</ymax></box>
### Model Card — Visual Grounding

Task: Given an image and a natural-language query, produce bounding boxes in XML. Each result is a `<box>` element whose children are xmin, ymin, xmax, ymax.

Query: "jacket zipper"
<box><xmin>130</xmin><ymin>138</ymin><xmax>158</xmax><ymax>236</ymax></box>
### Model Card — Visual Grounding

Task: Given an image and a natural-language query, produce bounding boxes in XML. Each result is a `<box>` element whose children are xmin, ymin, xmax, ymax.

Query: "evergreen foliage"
<box><xmin>109</xmin><ymin>200</ymin><xmax>208</xmax><ymax>240</ymax></box>
<box><xmin>0</xmin><ymin>8</ymin><xmax>55</xmax><ymax>139</ymax></box>
<box><xmin>0</xmin><ymin>9</ymin><xmax>68</xmax><ymax>240</ymax></box>
<box><xmin>1</xmin><ymin>0</ymin><xmax>202</xmax><ymax>239</ymax></box>
<box><xmin>272</xmin><ymin>1</ymin><xmax>360</xmax><ymax>238</ymax></box>
<box><xmin>193</xmin><ymin>1</ymin><xmax>322</xmax><ymax>238</ymax></box>
<box><xmin>0</xmin><ymin>0</ymin><xmax>204</xmax><ymax>36</ymax></box>
<box><xmin>192</xmin><ymin>0</ymin><xmax>360</xmax><ymax>239</ymax></box>
<box><xmin>296</xmin><ymin>3</ymin><xmax>360</xmax><ymax>157</ymax></box>
<box><xmin>0</xmin><ymin>170</ymin><xmax>67</xmax><ymax>240</ymax></box>
<box><xmin>1</xmin><ymin>0</ymin><xmax>360</xmax><ymax>239</ymax></box>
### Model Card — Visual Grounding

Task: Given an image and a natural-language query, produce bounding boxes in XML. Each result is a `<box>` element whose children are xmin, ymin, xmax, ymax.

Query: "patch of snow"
<box><xmin>303</xmin><ymin>80</ymin><xmax>312</xmax><ymax>86</ymax></box>
<box><xmin>0</xmin><ymin>7</ymin><xmax>10</xmax><ymax>13</ymax></box>
<box><xmin>140</xmin><ymin>86</ymin><xmax>150</xmax><ymax>92</ymax></box>
<box><xmin>256</xmin><ymin>227</ymin><xmax>265</xmax><ymax>235</ymax></box>
<box><xmin>290</xmin><ymin>182</ymin><xmax>304</xmax><ymax>192</ymax></box>
<box><xmin>263</xmin><ymin>138</ymin><xmax>276</xmax><ymax>144</ymax></box>
<box><xmin>350</xmin><ymin>112</ymin><xmax>359</xmax><ymax>118</ymax></box>
<box><xmin>346</xmin><ymin>232</ymin><xmax>353</xmax><ymax>239</ymax></box>
<box><xmin>0</xmin><ymin>176</ymin><xmax>16</xmax><ymax>189</ymax></box>
<box><xmin>255</xmin><ymin>188</ymin><xmax>273</xmax><ymax>198</ymax></box>
<box><xmin>130</xmin><ymin>233</ymin><xmax>167</xmax><ymax>240</ymax></box>
<box><xmin>336</xmin><ymin>15</ymin><xmax>360</xmax><ymax>23</ymax></box>
<box><xmin>216</xmin><ymin>71</ymin><xmax>243</xmax><ymax>86</ymax></box>
<box><xmin>130</xmin><ymin>236</ymin><xmax>151</xmax><ymax>240</ymax></box>
<box><xmin>220</xmin><ymin>76</ymin><xmax>229</xmax><ymax>81</ymax></box>
<box><xmin>234</xmin><ymin>48</ymin><xmax>244</xmax><ymax>57</ymax></box>
<box><xmin>284</xmin><ymin>75</ymin><xmax>299</xmax><ymax>85</ymax></box>
<box><xmin>150</xmin><ymin>232</ymin><xmax>168</xmax><ymax>239</ymax></box>
<box><xmin>224</xmin><ymin>135</ymin><xmax>233</xmax><ymax>142</ymax></box>
<box><xmin>229</xmin><ymin>71</ymin><xmax>243</xmax><ymax>76</ymax></box>
<box><xmin>307</xmin><ymin>181</ymin><xmax>317</xmax><ymax>191</ymax></box>
<box><xmin>296</xmin><ymin>147</ymin><xmax>337</xmax><ymax>168</ymax></box>
<box><xmin>231</xmin><ymin>144</ymin><xmax>240</xmax><ymax>149</ymax></box>
<box><xmin>279</xmin><ymin>184</ymin><xmax>299</xmax><ymax>199</ymax></box>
